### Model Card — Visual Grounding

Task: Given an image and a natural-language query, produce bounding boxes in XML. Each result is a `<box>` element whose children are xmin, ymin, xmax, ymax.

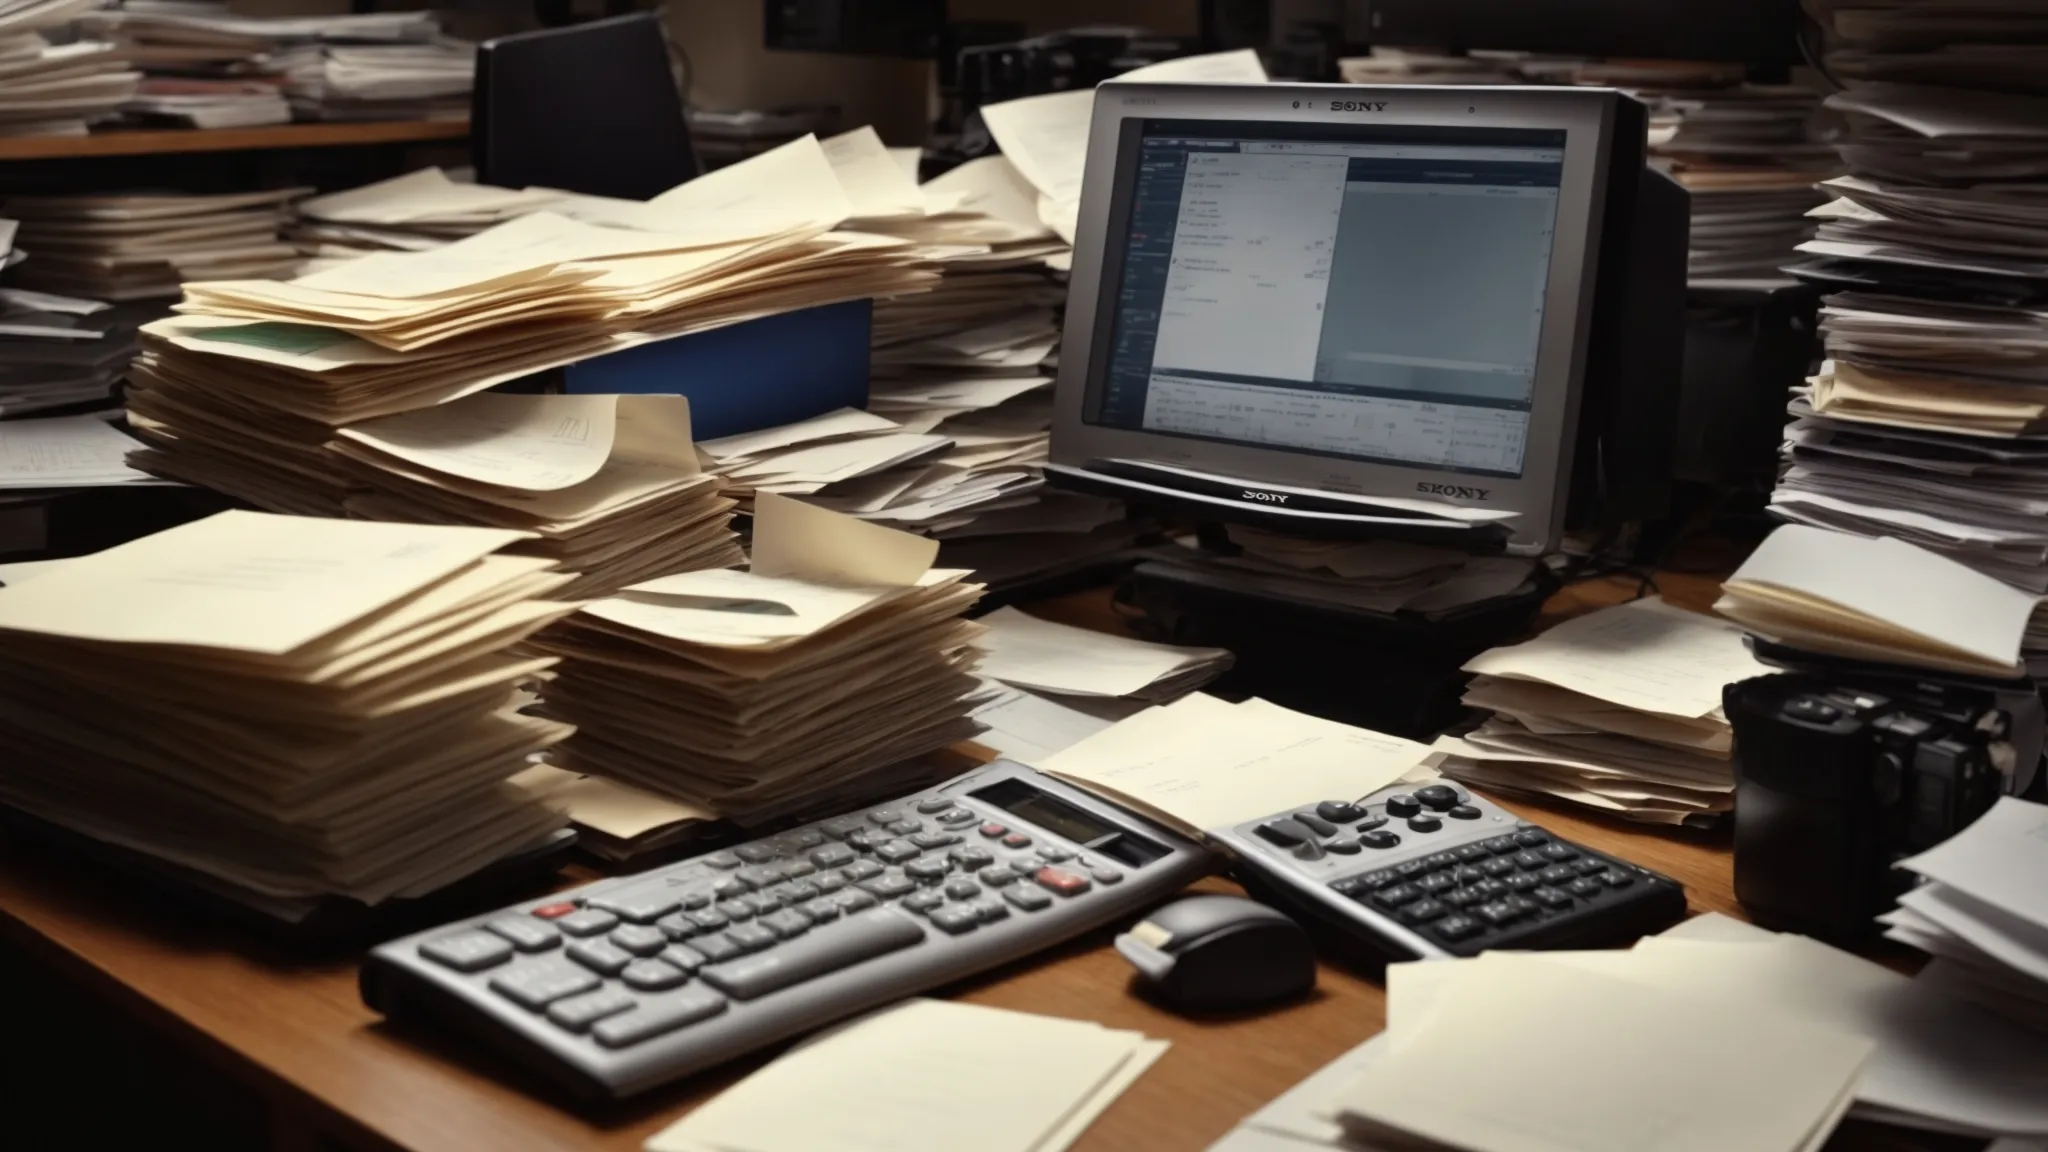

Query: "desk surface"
<box><xmin>0</xmin><ymin>119</ymin><xmax>468</xmax><ymax>162</ymax></box>
<box><xmin>0</xmin><ymin>567</ymin><xmax>1936</xmax><ymax>1152</ymax></box>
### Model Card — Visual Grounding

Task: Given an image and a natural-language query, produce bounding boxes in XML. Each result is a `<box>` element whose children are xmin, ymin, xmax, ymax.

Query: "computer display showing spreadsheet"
<box><xmin>1084</xmin><ymin>120</ymin><xmax>1567</xmax><ymax>480</ymax></box>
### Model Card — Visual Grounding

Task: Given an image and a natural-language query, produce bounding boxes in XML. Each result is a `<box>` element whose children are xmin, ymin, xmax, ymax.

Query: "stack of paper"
<box><xmin>272</xmin><ymin>38</ymin><xmax>472</xmax><ymax>122</ymax></box>
<box><xmin>977</xmin><ymin>605</ymin><xmax>1231</xmax><ymax>704</ymax></box>
<box><xmin>0</xmin><ymin>510</ymin><xmax>578</xmax><ymax>908</ymax></box>
<box><xmin>645</xmin><ymin>998</ymin><xmax>1167</xmax><ymax>1152</ymax></box>
<box><xmin>1885</xmin><ymin>797</ymin><xmax>2048</xmax><ymax>1039</ymax></box>
<box><xmin>1223</xmin><ymin>912</ymin><xmax>2048</xmax><ymax>1151</ymax></box>
<box><xmin>1428</xmin><ymin>598</ymin><xmax>1770</xmax><ymax>826</ymax></box>
<box><xmin>0</xmin><ymin>1</ymin><xmax>141</xmax><ymax>137</ymax></box>
<box><xmin>530</xmin><ymin>495</ymin><xmax>986</xmax><ymax>828</ymax></box>
<box><xmin>122</xmin><ymin>77</ymin><xmax>289</xmax><ymax>128</ymax></box>
<box><xmin>0</xmin><ymin>282</ymin><xmax>147</xmax><ymax>415</ymax></box>
<box><xmin>2</xmin><ymin>187</ymin><xmax>303</xmax><ymax>299</ymax></box>
<box><xmin>1814</xmin><ymin>0</ymin><xmax>2048</xmax><ymax>98</ymax></box>
<box><xmin>1037</xmin><ymin>693</ymin><xmax>1436</xmax><ymax>840</ymax></box>
<box><xmin>1188</xmin><ymin>526</ymin><xmax>1543</xmax><ymax>618</ymax></box>
<box><xmin>330</xmin><ymin>393</ymin><xmax>743</xmax><ymax>597</ymax></box>
<box><xmin>0</xmin><ymin>412</ymin><xmax>157</xmax><ymax>488</ymax></box>
<box><xmin>1777</xmin><ymin>73</ymin><xmax>2048</xmax><ymax>610</ymax></box>
<box><xmin>289</xmin><ymin>167</ymin><xmax>564</xmax><ymax>267</ymax></box>
<box><xmin>1714</xmin><ymin>523</ymin><xmax>2037</xmax><ymax>678</ymax></box>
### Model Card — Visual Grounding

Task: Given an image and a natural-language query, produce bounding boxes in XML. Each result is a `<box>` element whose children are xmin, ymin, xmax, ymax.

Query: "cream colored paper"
<box><xmin>337</xmin><ymin>392</ymin><xmax>620</xmax><ymax>491</ymax></box>
<box><xmin>823</xmin><ymin>125</ymin><xmax>928</xmax><ymax>219</ymax></box>
<box><xmin>750</xmin><ymin>491</ymin><xmax>939</xmax><ymax>586</ymax></box>
<box><xmin>697</xmin><ymin>407</ymin><xmax>900</xmax><ymax>461</ymax></box>
<box><xmin>1464</xmin><ymin>597</ymin><xmax>1768</xmax><ymax>719</ymax></box>
<box><xmin>646</xmin><ymin>134</ymin><xmax>857</xmax><ymax>232</ymax></box>
<box><xmin>976</xmin><ymin>606</ymin><xmax>1228</xmax><ymax>698</ymax></box>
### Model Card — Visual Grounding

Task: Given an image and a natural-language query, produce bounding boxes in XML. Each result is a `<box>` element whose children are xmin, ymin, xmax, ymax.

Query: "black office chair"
<box><xmin>471</xmin><ymin>11</ymin><xmax>703</xmax><ymax>200</ymax></box>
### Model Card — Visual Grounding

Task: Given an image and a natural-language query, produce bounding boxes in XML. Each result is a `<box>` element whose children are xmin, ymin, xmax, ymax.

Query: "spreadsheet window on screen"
<box><xmin>1088</xmin><ymin>120</ymin><xmax>1568</xmax><ymax>480</ymax></box>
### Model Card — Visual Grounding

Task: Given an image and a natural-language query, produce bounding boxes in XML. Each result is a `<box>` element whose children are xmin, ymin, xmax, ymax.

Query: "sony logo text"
<box><xmin>1241</xmin><ymin>490</ymin><xmax>1289</xmax><ymax>504</ymax></box>
<box><xmin>1329</xmin><ymin>100</ymin><xmax>1388</xmax><ymax>113</ymax></box>
<box><xmin>1417</xmin><ymin>482</ymin><xmax>1491</xmax><ymax>501</ymax></box>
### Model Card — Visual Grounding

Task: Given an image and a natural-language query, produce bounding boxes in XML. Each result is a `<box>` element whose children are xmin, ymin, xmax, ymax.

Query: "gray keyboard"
<box><xmin>360</xmin><ymin>762</ymin><xmax>1213</xmax><ymax>1100</ymax></box>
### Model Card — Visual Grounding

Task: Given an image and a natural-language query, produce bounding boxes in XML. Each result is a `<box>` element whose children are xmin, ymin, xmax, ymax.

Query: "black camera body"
<box><xmin>1725</xmin><ymin>673</ymin><xmax>2009</xmax><ymax>942</ymax></box>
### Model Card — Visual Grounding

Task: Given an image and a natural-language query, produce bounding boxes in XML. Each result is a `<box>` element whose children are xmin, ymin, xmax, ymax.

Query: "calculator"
<box><xmin>1213</xmin><ymin>781</ymin><xmax>1686</xmax><ymax>961</ymax></box>
<box><xmin>359</xmin><ymin>762</ymin><xmax>1213</xmax><ymax>1100</ymax></box>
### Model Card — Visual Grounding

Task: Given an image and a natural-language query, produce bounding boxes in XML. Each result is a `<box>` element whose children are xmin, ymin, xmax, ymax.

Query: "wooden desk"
<box><xmin>0</xmin><ymin>569</ymin><xmax>1958</xmax><ymax>1152</ymax></box>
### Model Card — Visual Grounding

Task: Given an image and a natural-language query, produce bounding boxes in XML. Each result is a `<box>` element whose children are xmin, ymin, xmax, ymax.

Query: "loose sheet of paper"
<box><xmin>0</xmin><ymin>414</ymin><xmax>154</xmax><ymax>488</ymax></box>
<box><xmin>969</xmin><ymin>680</ymin><xmax>1138</xmax><ymax>766</ymax></box>
<box><xmin>1898</xmin><ymin>797</ymin><xmax>2048</xmax><ymax>926</ymax></box>
<box><xmin>750</xmin><ymin>491</ymin><xmax>938</xmax><ymax>586</ymax></box>
<box><xmin>975</xmin><ymin>606</ymin><xmax>1227</xmax><ymax>697</ymax></box>
<box><xmin>1464</xmin><ymin>598</ymin><xmax>1767</xmax><ymax>718</ymax></box>
<box><xmin>337</xmin><ymin>392</ymin><xmax>621</xmax><ymax>491</ymax></box>
<box><xmin>646</xmin><ymin>134</ymin><xmax>856</xmax><ymax>232</ymax></box>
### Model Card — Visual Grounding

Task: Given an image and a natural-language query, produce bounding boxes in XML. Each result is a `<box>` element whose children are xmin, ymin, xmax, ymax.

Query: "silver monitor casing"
<box><xmin>1049</xmin><ymin>83</ymin><xmax>1623</xmax><ymax>556</ymax></box>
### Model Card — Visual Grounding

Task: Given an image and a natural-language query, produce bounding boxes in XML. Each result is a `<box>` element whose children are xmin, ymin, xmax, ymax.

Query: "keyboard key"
<box><xmin>530</xmin><ymin>901</ymin><xmax>578</xmax><ymax>920</ymax></box>
<box><xmin>1482</xmin><ymin>835</ymin><xmax>1523</xmax><ymax>855</ymax></box>
<box><xmin>1448</xmin><ymin>805</ymin><xmax>1483</xmax><ymax>820</ymax></box>
<box><xmin>702</xmin><ymin>853</ymin><xmax>743</xmax><ymax>870</ymax></box>
<box><xmin>420</xmin><ymin>930</ymin><xmax>513</xmax><ymax>973</ymax></box>
<box><xmin>567</xmin><ymin>939</ymin><xmax>634</xmax><ymax>977</ymax></box>
<box><xmin>1452</xmin><ymin>866</ymin><xmax>1486</xmax><ymax>885</ymax></box>
<box><xmin>712</xmin><ymin>878</ymin><xmax>748</xmax><ymax>899</ymax></box>
<box><xmin>937</xmin><ymin>809</ymin><xmax>978</xmax><ymax>828</ymax></box>
<box><xmin>1034</xmin><ymin>867</ymin><xmax>1091</xmax><ymax>897</ymax></box>
<box><xmin>1003</xmin><ymin>886</ymin><xmax>1053</xmax><ymax>913</ymax></box>
<box><xmin>944</xmin><ymin>879</ymin><xmax>981</xmax><ymax>901</ymax></box>
<box><xmin>1514</xmin><ymin>829</ymin><xmax>1550</xmax><ymax>848</ymax></box>
<box><xmin>903</xmin><ymin>890</ymin><xmax>945</xmax><ymax>914</ymax></box>
<box><xmin>780</xmin><ymin>829</ymin><xmax>827</xmax><ymax>850</ymax></box>
<box><xmin>1470</xmin><ymin>879</ymin><xmax>1512</xmax><ymax>899</ymax></box>
<box><xmin>725</xmin><ymin>923</ymin><xmax>779</xmax><ymax>953</ymax></box>
<box><xmin>874</xmin><ymin>840</ymin><xmax>921</xmax><ymax>864</ymax></box>
<box><xmin>1295</xmin><ymin>812</ymin><xmax>1338</xmax><ymax>837</ymax></box>
<box><xmin>1294</xmin><ymin>841</ymin><xmax>1327</xmax><ymax>861</ymax></box>
<box><xmin>1316</xmin><ymin>800</ymin><xmax>1366</xmax><ymax>824</ymax></box>
<box><xmin>1355</xmin><ymin>815</ymin><xmax>1390</xmax><ymax>832</ymax></box>
<box><xmin>834</xmin><ymin>889</ymin><xmax>879</xmax><ymax>913</ymax></box>
<box><xmin>1355</xmin><ymin>869</ymin><xmax>1399</xmax><ymax>890</ymax></box>
<box><xmin>655</xmin><ymin>912</ymin><xmax>697</xmax><ymax>941</ymax></box>
<box><xmin>814</xmin><ymin>872</ymin><xmax>849</xmax><ymax>894</ymax></box>
<box><xmin>887</xmin><ymin>819</ymin><xmax>924</xmax><ymax>837</ymax></box>
<box><xmin>1371</xmin><ymin>883</ymin><xmax>1422</xmax><ymax>909</ymax></box>
<box><xmin>1483</xmin><ymin>857</ymin><xmax>1518</xmax><ymax>878</ymax></box>
<box><xmin>1407</xmin><ymin>815</ymin><xmax>1443</xmax><ymax>833</ymax></box>
<box><xmin>761</xmin><ymin>909</ymin><xmax>814</xmax><ymax>938</ymax></box>
<box><xmin>1401</xmin><ymin>898</ymin><xmax>1448</xmax><ymax>924</ymax></box>
<box><xmin>716</xmin><ymin>899</ymin><xmax>755</xmax><ymax>921</ymax></box>
<box><xmin>691</xmin><ymin>934</ymin><xmax>744</xmax><ymax>963</ymax></box>
<box><xmin>698</xmin><ymin>910</ymin><xmax>927</xmax><ymax>1001</ymax></box>
<box><xmin>819</xmin><ymin>815</ymin><xmax>867</xmax><ymax>839</ymax></box>
<box><xmin>736</xmin><ymin>864</ymin><xmax>787</xmax><ymax>889</ymax></box>
<box><xmin>780</xmin><ymin>880</ymin><xmax>822</xmax><ymax>904</ymax></box>
<box><xmin>979</xmin><ymin>822</ymin><xmax>1007</xmax><ymax>839</ymax></box>
<box><xmin>780</xmin><ymin>862</ymin><xmax>816</xmax><ymax>883</ymax></box>
<box><xmin>859</xmin><ymin>873</ymin><xmax>918</xmax><ymax>900</ymax></box>
<box><xmin>1541</xmin><ymin>843</ymin><xmax>1580</xmax><ymax>863</ymax></box>
<box><xmin>1414</xmin><ymin>784</ymin><xmax>1461</xmax><ymax>811</ymax></box>
<box><xmin>1539</xmin><ymin>865</ymin><xmax>1577</xmax><ymax>886</ymax></box>
<box><xmin>1090</xmin><ymin>867</ymin><xmax>1124</xmax><ymax>886</ymax></box>
<box><xmin>1421</xmin><ymin>852</ymin><xmax>1463</xmax><ymax>871</ymax></box>
<box><xmin>609</xmin><ymin>925</ymin><xmax>668</xmax><ymax>956</ymax></box>
<box><xmin>929</xmin><ymin>905</ymin><xmax>980</xmax><ymax>935</ymax></box>
<box><xmin>1002</xmin><ymin>832</ymin><xmax>1033</xmax><ymax>849</ymax></box>
<box><xmin>1475</xmin><ymin>900</ymin><xmax>1531</xmax><ymax>927</ymax></box>
<box><xmin>483</xmin><ymin>917</ymin><xmax>560</xmax><ymax>954</ymax></box>
<box><xmin>810</xmin><ymin>843</ymin><xmax>857</xmax><ymax>869</ymax></box>
<box><xmin>1359</xmin><ymin>829</ymin><xmax>1401</xmax><ymax>849</ymax></box>
<box><xmin>1035</xmin><ymin>845</ymin><xmax>1075</xmax><ymax>862</ymax></box>
<box><xmin>1511</xmin><ymin>851</ymin><xmax>1547</xmax><ymax>871</ymax></box>
<box><xmin>585</xmin><ymin>888</ymin><xmax>681</xmax><ymax>924</ymax></box>
<box><xmin>910</xmin><ymin>831</ymin><xmax>961</xmax><ymax>850</ymax></box>
<box><xmin>1506</xmin><ymin>872</ymin><xmax>1542</xmax><ymax>893</ymax></box>
<box><xmin>1325</xmin><ymin>839</ymin><xmax>1362</xmax><ymax>855</ymax></box>
<box><xmin>555</xmin><ymin>909</ymin><xmax>619</xmax><ymax>937</ymax></box>
<box><xmin>1602</xmin><ymin>870</ymin><xmax>1636</xmax><ymax>888</ymax></box>
<box><xmin>948</xmin><ymin>846</ymin><xmax>995</xmax><ymax>870</ymax></box>
<box><xmin>685</xmin><ymin>908</ymin><xmax>731</xmax><ymax>933</ymax></box>
<box><xmin>1010</xmin><ymin>858</ymin><xmax>1043</xmax><ymax>875</ymax></box>
<box><xmin>1254</xmin><ymin>819</ymin><xmax>1311</xmax><ymax>847</ymax></box>
<box><xmin>490</xmin><ymin>959</ymin><xmax>600</xmax><ymax>1010</ymax></box>
<box><xmin>1430</xmin><ymin>914</ymin><xmax>1482</xmax><ymax>943</ymax></box>
<box><xmin>1443</xmin><ymin>889</ymin><xmax>1485</xmax><ymax>909</ymax></box>
<box><xmin>1395</xmin><ymin>860</ymin><xmax>1431</xmax><ymax>878</ymax></box>
<box><xmin>1455</xmin><ymin>845</ymin><xmax>1492</xmax><ymax>864</ymax></box>
<box><xmin>971</xmin><ymin>898</ymin><xmax>1010</xmax><ymax>923</ymax></box>
<box><xmin>845</xmin><ymin>829</ymin><xmax>888</xmax><ymax>852</ymax></box>
<box><xmin>1384</xmin><ymin>794</ymin><xmax>1421</xmax><ymax>818</ymax></box>
<box><xmin>591</xmin><ymin>988</ymin><xmax>729</xmax><ymax>1049</ymax></box>
<box><xmin>742</xmin><ymin>892</ymin><xmax>784</xmax><ymax>916</ymax></box>
<box><xmin>978</xmin><ymin>866</ymin><xmax>1018</xmax><ymax>887</ymax></box>
<box><xmin>659</xmin><ymin>944</ymin><xmax>707</xmax><ymax>973</ymax></box>
<box><xmin>867</xmin><ymin>808</ymin><xmax>902</xmax><ymax>825</ymax></box>
<box><xmin>680</xmin><ymin>890</ymin><xmax>713</xmax><ymax>910</ymax></box>
<box><xmin>801</xmin><ymin>897</ymin><xmax>842</xmax><ymax>922</ymax></box>
<box><xmin>1533</xmin><ymin>886</ymin><xmax>1574</xmax><ymax>909</ymax></box>
<box><xmin>546</xmin><ymin>987</ymin><xmax>636</xmax><ymax>1033</ymax></box>
<box><xmin>842</xmin><ymin>859</ymin><xmax>884</xmax><ymax>882</ymax></box>
<box><xmin>905</xmin><ymin>858</ymin><xmax>951</xmax><ymax>883</ymax></box>
<box><xmin>621</xmin><ymin>959</ymin><xmax>688</xmax><ymax>992</ymax></box>
<box><xmin>1416</xmin><ymin>872</ymin><xmax>1456</xmax><ymax>895</ymax></box>
<box><xmin>1566</xmin><ymin>878</ymin><xmax>1603</xmax><ymax>898</ymax></box>
<box><xmin>735</xmin><ymin>843</ymin><xmax>780</xmax><ymax>864</ymax></box>
<box><xmin>1576</xmin><ymin>858</ymin><xmax>1609</xmax><ymax>876</ymax></box>
<box><xmin>915</xmin><ymin>797</ymin><xmax>955</xmax><ymax>814</ymax></box>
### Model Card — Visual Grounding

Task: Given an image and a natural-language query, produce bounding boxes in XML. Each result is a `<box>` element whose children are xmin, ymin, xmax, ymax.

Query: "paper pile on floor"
<box><xmin>0</xmin><ymin>510</ymin><xmax>578</xmax><ymax>910</ymax></box>
<box><xmin>646</xmin><ymin>999</ymin><xmax>1167</xmax><ymax>1152</ymax></box>
<box><xmin>1885</xmin><ymin>797</ymin><xmax>2048</xmax><ymax>1039</ymax></box>
<box><xmin>330</xmin><ymin>393</ymin><xmax>742</xmax><ymax>597</ymax></box>
<box><xmin>0</xmin><ymin>0</ymin><xmax>141</xmax><ymax>137</ymax></box>
<box><xmin>531</xmin><ymin>495</ymin><xmax>986</xmax><ymax>828</ymax></box>
<box><xmin>2</xmin><ymin>187</ymin><xmax>303</xmax><ymax>299</ymax></box>
<box><xmin>1428</xmin><ymin>598</ymin><xmax>1767</xmax><ymax>826</ymax></box>
<box><xmin>1210</xmin><ymin>913</ymin><xmax>2048</xmax><ymax>1150</ymax></box>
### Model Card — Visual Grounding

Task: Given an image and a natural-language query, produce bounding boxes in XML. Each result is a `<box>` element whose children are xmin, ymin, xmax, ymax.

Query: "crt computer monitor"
<box><xmin>1047</xmin><ymin>83</ymin><xmax>1683</xmax><ymax>556</ymax></box>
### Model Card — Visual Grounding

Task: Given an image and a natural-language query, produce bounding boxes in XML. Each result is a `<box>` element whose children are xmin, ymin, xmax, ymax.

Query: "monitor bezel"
<box><xmin>1049</xmin><ymin>83</ymin><xmax>1621</xmax><ymax>556</ymax></box>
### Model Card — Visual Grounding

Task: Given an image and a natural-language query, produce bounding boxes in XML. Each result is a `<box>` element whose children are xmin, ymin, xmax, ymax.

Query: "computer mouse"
<box><xmin>1114</xmin><ymin>894</ymin><xmax>1316</xmax><ymax>1012</ymax></box>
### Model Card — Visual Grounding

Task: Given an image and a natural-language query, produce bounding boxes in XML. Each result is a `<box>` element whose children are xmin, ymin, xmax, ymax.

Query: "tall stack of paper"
<box><xmin>1885</xmin><ymin>797</ymin><xmax>2048</xmax><ymax>1039</ymax></box>
<box><xmin>330</xmin><ymin>393</ymin><xmax>743</xmax><ymax>597</ymax></box>
<box><xmin>530</xmin><ymin>495</ymin><xmax>986</xmax><ymax>828</ymax></box>
<box><xmin>1427</xmin><ymin>598</ymin><xmax>1769</xmax><ymax>825</ymax></box>
<box><xmin>645</xmin><ymin>999</ymin><xmax>1168</xmax><ymax>1152</ymax></box>
<box><xmin>0</xmin><ymin>510</ymin><xmax>578</xmax><ymax>910</ymax></box>
<box><xmin>1038</xmin><ymin>693</ymin><xmax>1436</xmax><ymax>840</ymax></box>
<box><xmin>0</xmin><ymin>0</ymin><xmax>140</xmax><ymax>137</ymax></box>
<box><xmin>1714</xmin><ymin>523</ymin><xmax>2036</xmax><ymax>677</ymax></box>
<box><xmin>0</xmin><ymin>281</ymin><xmax>147</xmax><ymax>415</ymax></box>
<box><xmin>1779</xmin><ymin>12</ymin><xmax>2048</xmax><ymax>625</ymax></box>
<box><xmin>3</xmin><ymin>187</ymin><xmax>304</xmax><ymax>299</ymax></box>
<box><xmin>289</xmin><ymin>167</ymin><xmax>565</xmax><ymax>269</ymax></box>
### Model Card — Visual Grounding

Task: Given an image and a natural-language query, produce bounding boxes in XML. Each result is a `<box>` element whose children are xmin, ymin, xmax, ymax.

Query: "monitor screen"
<box><xmin>1083</xmin><ymin>119</ymin><xmax>1568</xmax><ymax>481</ymax></box>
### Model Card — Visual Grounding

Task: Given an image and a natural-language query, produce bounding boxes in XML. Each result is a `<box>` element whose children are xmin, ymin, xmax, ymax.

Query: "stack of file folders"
<box><xmin>329</xmin><ymin>392</ymin><xmax>742</xmax><ymax>597</ymax></box>
<box><xmin>0</xmin><ymin>0</ymin><xmax>140</xmax><ymax>137</ymax></box>
<box><xmin>531</xmin><ymin>495</ymin><xmax>986</xmax><ymax>829</ymax></box>
<box><xmin>289</xmin><ymin>167</ymin><xmax>564</xmax><ymax>268</ymax></box>
<box><xmin>272</xmin><ymin>37</ymin><xmax>471</xmax><ymax>122</ymax></box>
<box><xmin>0</xmin><ymin>280</ymin><xmax>148</xmax><ymax>416</ymax></box>
<box><xmin>1885</xmin><ymin>797</ymin><xmax>2048</xmax><ymax>1038</ymax></box>
<box><xmin>3</xmin><ymin>187</ymin><xmax>304</xmax><ymax>299</ymax></box>
<box><xmin>1427</xmin><ymin>598</ymin><xmax>1768</xmax><ymax>826</ymax></box>
<box><xmin>1779</xmin><ymin>61</ymin><xmax>2048</xmax><ymax>669</ymax></box>
<box><xmin>0</xmin><ymin>510</ymin><xmax>578</xmax><ymax>912</ymax></box>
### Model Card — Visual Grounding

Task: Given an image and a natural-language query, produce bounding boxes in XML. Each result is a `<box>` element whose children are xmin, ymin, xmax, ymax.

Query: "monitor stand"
<box><xmin>1117</xmin><ymin>525</ymin><xmax>1557</xmax><ymax>740</ymax></box>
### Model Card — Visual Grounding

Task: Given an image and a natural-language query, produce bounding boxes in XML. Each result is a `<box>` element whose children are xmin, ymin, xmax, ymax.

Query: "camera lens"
<box><xmin>1873</xmin><ymin>750</ymin><xmax>1906</xmax><ymax>805</ymax></box>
